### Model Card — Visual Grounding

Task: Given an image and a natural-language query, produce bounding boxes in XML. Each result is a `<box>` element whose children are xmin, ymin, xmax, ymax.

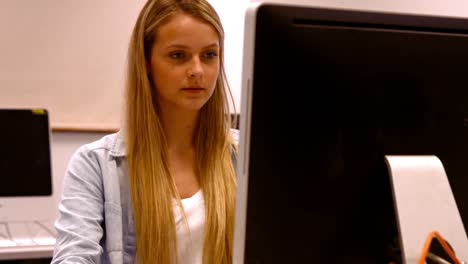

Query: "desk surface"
<box><xmin>0</xmin><ymin>245</ymin><xmax>53</xmax><ymax>260</ymax></box>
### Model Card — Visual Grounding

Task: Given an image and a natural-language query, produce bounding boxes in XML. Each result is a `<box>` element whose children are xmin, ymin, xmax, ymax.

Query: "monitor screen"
<box><xmin>235</xmin><ymin>3</ymin><xmax>468</xmax><ymax>263</ymax></box>
<box><xmin>0</xmin><ymin>109</ymin><xmax>52</xmax><ymax>196</ymax></box>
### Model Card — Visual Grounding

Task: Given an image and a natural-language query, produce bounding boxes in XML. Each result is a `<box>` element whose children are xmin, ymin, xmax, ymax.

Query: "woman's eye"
<box><xmin>203</xmin><ymin>51</ymin><xmax>218</xmax><ymax>59</ymax></box>
<box><xmin>170</xmin><ymin>52</ymin><xmax>186</xmax><ymax>59</ymax></box>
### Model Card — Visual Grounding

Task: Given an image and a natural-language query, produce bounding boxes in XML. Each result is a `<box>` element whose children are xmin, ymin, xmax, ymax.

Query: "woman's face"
<box><xmin>149</xmin><ymin>13</ymin><xmax>220</xmax><ymax>113</ymax></box>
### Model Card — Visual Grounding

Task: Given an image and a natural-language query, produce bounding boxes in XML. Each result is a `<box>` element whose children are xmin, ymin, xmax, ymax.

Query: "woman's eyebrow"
<box><xmin>203</xmin><ymin>43</ymin><xmax>219</xmax><ymax>49</ymax></box>
<box><xmin>165</xmin><ymin>43</ymin><xmax>219</xmax><ymax>49</ymax></box>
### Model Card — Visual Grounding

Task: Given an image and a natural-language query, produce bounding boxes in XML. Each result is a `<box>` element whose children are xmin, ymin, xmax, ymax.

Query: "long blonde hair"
<box><xmin>124</xmin><ymin>0</ymin><xmax>237</xmax><ymax>263</ymax></box>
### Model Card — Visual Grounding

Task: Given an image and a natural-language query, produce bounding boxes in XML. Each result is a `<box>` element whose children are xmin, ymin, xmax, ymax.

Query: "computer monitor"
<box><xmin>0</xmin><ymin>109</ymin><xmax>54</xmax><ymax>222</ymax></box>
<box><xmin>234</xmin><ymin>2</ymin><xmax>468</xmax><ymax>263</ymax></box>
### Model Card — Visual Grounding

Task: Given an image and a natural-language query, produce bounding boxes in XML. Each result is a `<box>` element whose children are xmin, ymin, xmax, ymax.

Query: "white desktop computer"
<box><xmin>0</xmin><ymin>109</ymin><xmax>56</xmax><ymax>260</ymax></box>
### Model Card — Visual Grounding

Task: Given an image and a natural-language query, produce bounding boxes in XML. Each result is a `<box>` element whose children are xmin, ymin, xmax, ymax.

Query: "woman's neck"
<box><xmin>160</xmin><ymin>107</ymin><xmax>199</xmax><ymax>153</ymax></box>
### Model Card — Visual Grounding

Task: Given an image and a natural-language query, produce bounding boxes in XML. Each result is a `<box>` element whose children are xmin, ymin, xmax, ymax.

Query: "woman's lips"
<box><xmin>181</xmin><ymin>87</ymin><xmax>205</xmax><ymax>93</ymax></box>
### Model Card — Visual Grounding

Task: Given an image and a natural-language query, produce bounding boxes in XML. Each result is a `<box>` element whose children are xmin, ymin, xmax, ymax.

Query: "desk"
<box><xmin>0</xmin><ymin>245</ymin><xmax>53</xmax><ymax>261</ymax></box>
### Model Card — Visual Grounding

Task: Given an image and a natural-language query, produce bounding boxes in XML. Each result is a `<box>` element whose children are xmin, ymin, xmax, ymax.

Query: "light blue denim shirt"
<box><xmin>52</xmin><ymin>130</ymin><xmax>238</xmax><ymax>264</ymax></box>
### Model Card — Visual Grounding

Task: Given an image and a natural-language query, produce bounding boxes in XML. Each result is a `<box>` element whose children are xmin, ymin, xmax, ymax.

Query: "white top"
<box><xmin>173</xmin><ymin>190</ymin><xmax>205</xmax><ymax>264</ymax></box>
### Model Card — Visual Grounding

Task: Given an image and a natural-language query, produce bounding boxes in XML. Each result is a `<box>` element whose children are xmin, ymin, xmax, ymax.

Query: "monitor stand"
<box><xmin>385</xmin><ymin>155</ymin><xmax>468</xmax><ymax>264</ymax></box>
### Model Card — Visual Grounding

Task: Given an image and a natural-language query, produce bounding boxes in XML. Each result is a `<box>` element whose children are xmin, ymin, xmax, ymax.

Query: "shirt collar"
<box><xmin>109</xmin><ymin>130</ymin><xmax>126</xmax><ymax>158</ymax></box>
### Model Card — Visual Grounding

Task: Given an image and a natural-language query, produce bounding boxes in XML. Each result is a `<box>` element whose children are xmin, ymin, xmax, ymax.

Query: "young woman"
<box><xmin>52</xmin><ymin>0</ymin><xmax>237</xmax><ymax>263</ymax></box>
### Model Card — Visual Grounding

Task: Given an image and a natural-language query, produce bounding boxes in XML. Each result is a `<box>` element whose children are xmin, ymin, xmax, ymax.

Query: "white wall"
<box><xmin>210</xmin><ymin>0</ymin><xmax>250</xmax><ymax>112</ymax></box>
<box><xmin>0</xmin><ymin>0</ymin><xmax>249</xmax><ymax>132</ymax></box>
<box><xmin>0</xmin><ymin>1</ymin><xmax>147</xmax><ymax>131</ymax></box>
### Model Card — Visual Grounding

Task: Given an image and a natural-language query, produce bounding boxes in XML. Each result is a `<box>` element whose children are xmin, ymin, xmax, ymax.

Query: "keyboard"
<box><xmin>0</xmin><ymin>221</ymin><xmax>56</xmax><ymax>247</ymax></box>
<box><xmin>0</xmin><ymin>221</ymin><xmax>56</xmax><ymax>260</ymax></box>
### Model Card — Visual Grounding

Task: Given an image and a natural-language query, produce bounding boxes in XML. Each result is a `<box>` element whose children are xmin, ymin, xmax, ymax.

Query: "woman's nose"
<box><xmin>187</xmin><ymin>57</ymin><xmax>203</xmax><ymax>78</ymax></box>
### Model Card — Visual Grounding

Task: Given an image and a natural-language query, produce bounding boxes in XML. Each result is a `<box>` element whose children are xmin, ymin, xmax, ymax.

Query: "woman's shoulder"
<box><xmin>65</xmin><ymin>132</ymin><xmax>126</xmax><ymax>177</ymax></box>
<box><xmin>63</xmin><ymin>132</ymin><xmax>126</xmax><ymax>192</ymax></box>
<box><xmin>75</xmin><ymin>131</ymin><xmax>126</xmax><ymax>158</ymax></box>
